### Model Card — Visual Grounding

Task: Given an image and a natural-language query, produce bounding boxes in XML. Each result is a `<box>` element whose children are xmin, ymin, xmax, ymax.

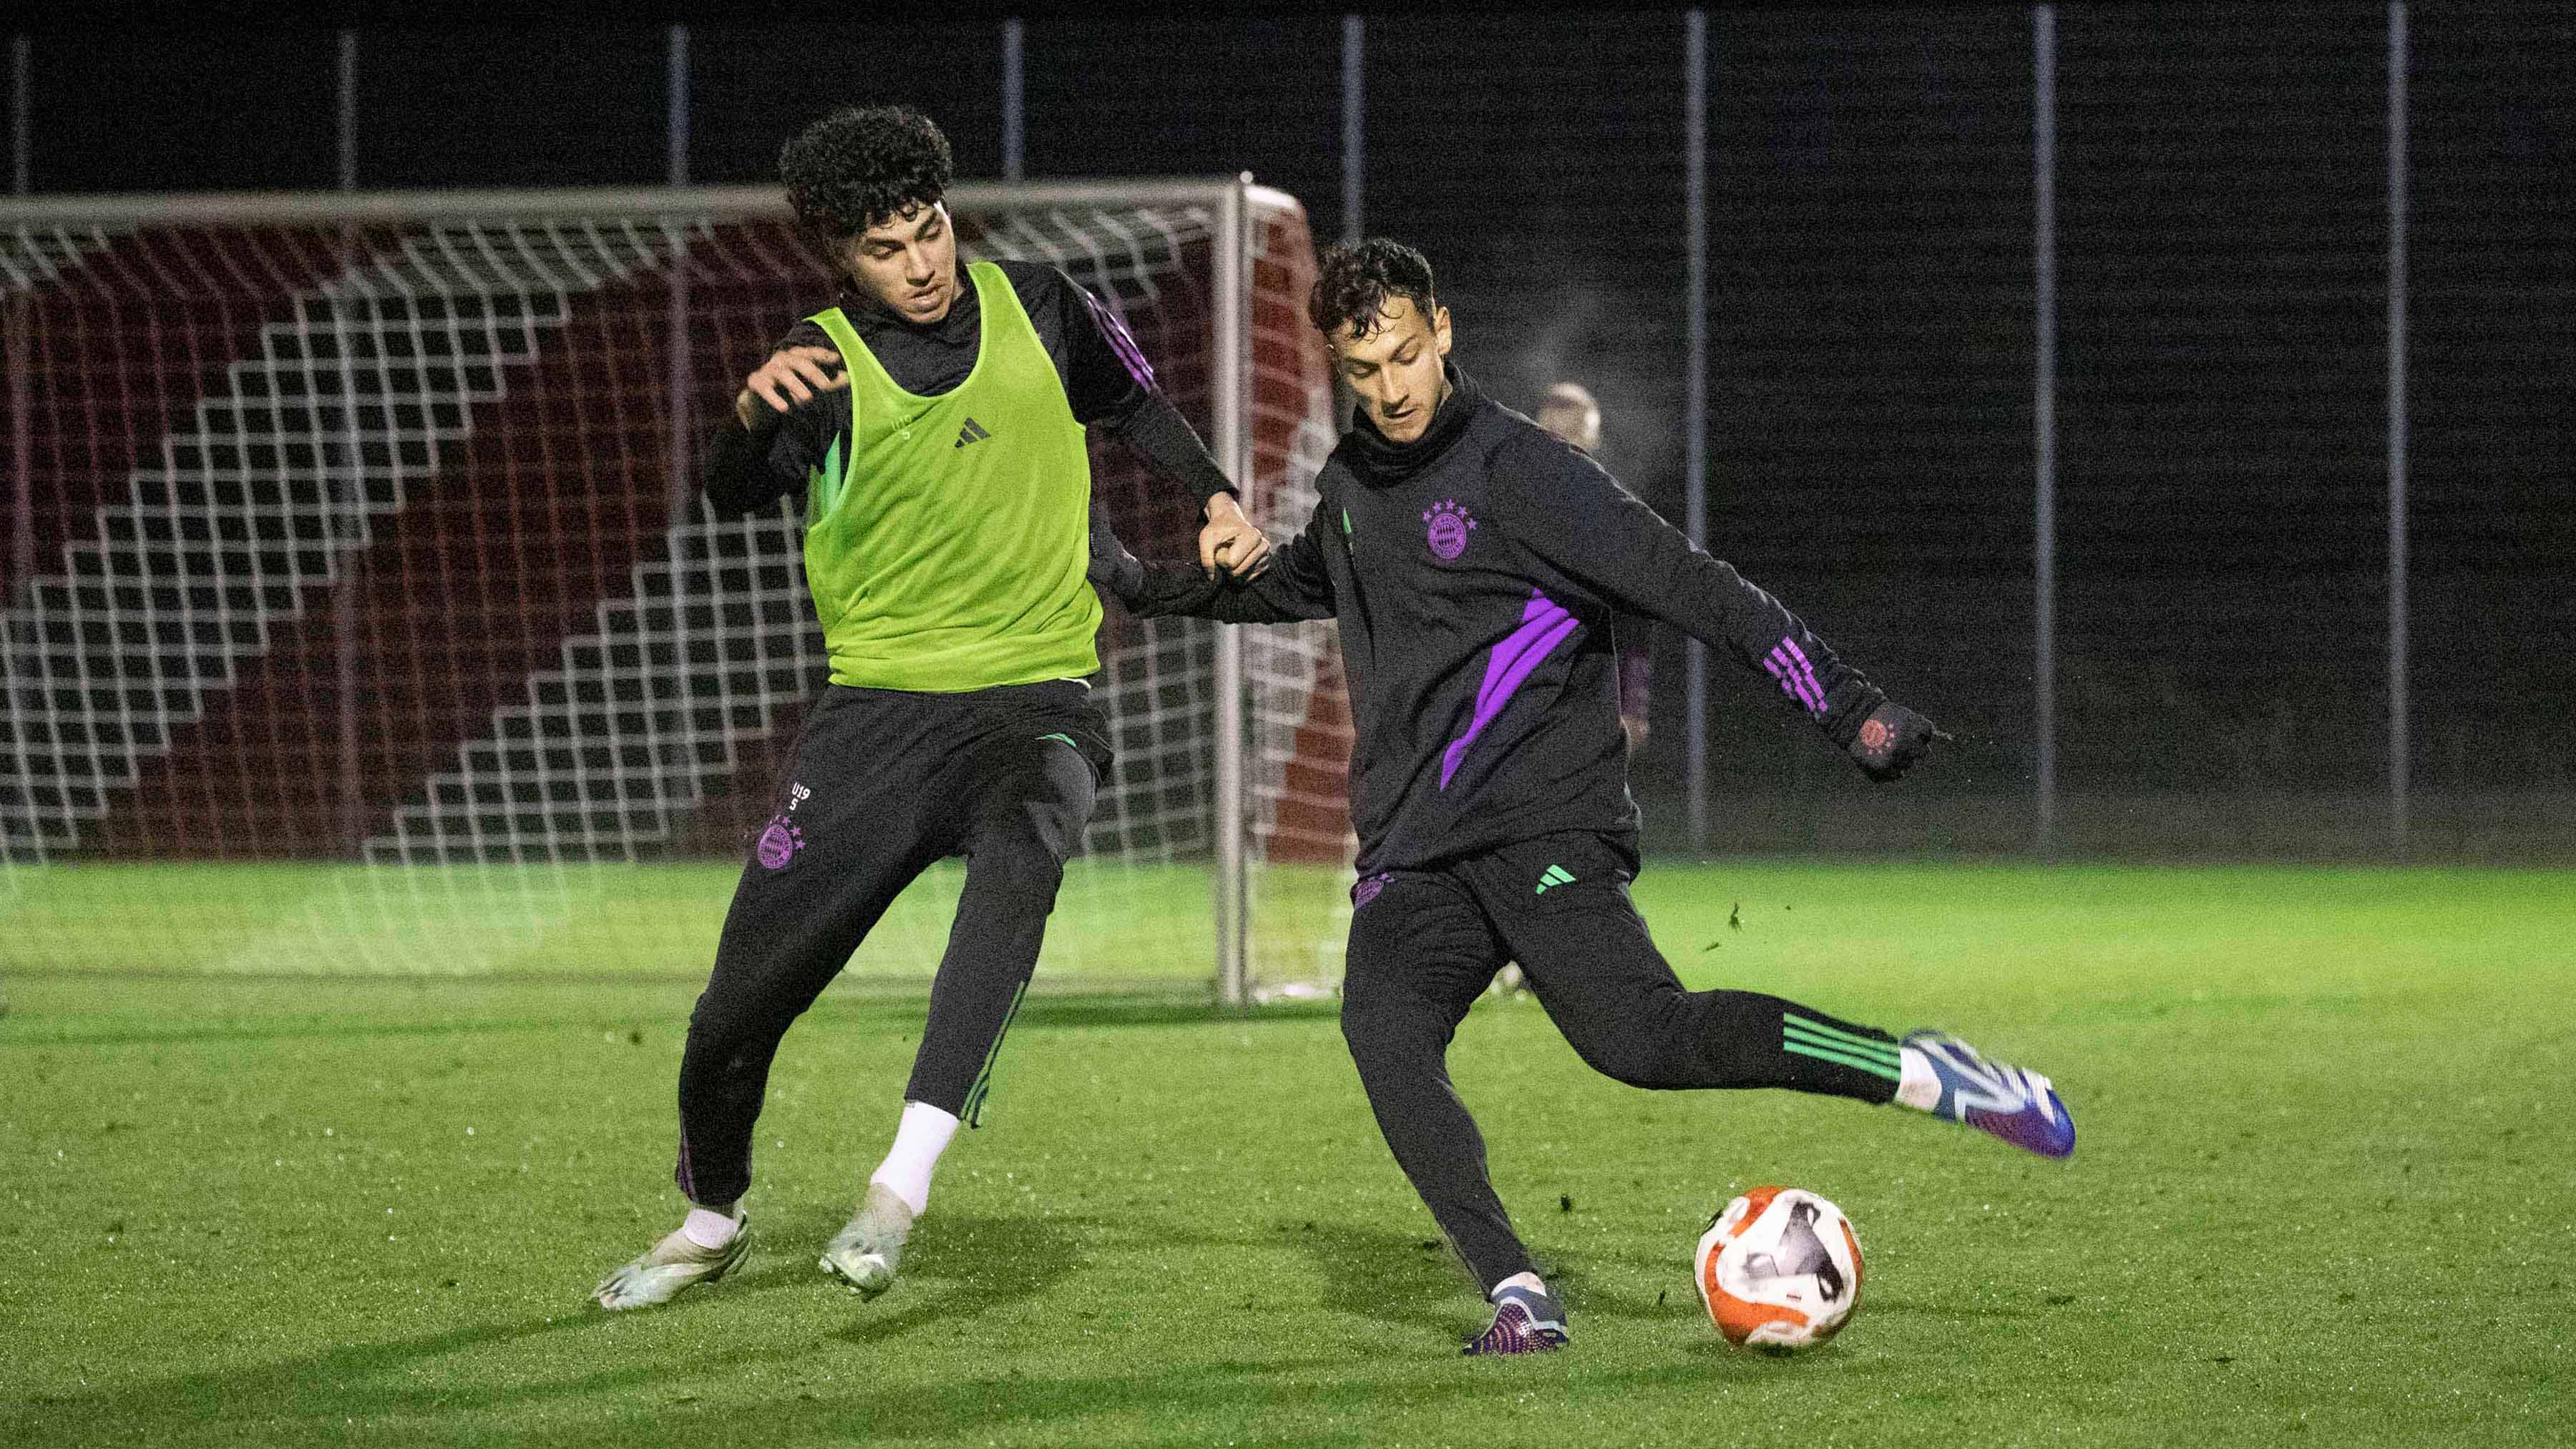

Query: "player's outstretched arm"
<box><xmin>1493</xmin><ymin>432</ymin><xmax>1946</xmax><ymax>781</ymax></box>
<box><xmin>1045</xmin><ymin>265</ymin><xmax>1271</xmax><ymax>580</ymax></box>
<box><xmin>1088</xmin><ymin>502</ymin><xmax>1333</xmax><ymax>626</ymax></box>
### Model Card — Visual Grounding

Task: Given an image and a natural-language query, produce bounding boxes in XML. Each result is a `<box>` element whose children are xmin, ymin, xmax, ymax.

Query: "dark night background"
<box><xmin>6</xmin><ymin>2</ymin><xmax>2570</xmax><ymax>859</ymax></box>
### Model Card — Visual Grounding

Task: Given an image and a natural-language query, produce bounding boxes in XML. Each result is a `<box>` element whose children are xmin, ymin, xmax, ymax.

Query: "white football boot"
<box><xmin>817</xmin><ymin>1182</ymin><xmax>915</xmax><ymax>1299</ymax></box>
<box><xmin>592</xmin><ymin>1214</ymin><xmax>751</xmax><ymax>1311</ymax></box>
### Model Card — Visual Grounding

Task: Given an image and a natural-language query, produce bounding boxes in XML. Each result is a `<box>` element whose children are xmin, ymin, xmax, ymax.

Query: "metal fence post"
<box><xmin>1342</xmin><ymin>16</ymin><xmax>1365</xmax><ymax>244</ymax></box>
<box><xmin>2034</xmin><ymin>5</ymin><xmax>2060</xmax><ymax>860</ymax></box>
<box><xmin>2387</xmin><ymin>0</ymin><xmax>2411</xmax><ymax>857</ymax></box>
<box><xmin>1684</xmin><ymin>10</ymin><xmax>1709</xmax><ymax>854</ymax></box>
<box><xmin>1002</xmin><ymin>20</ymin><xmax>1025</xmax><ymax>182</ymax></box>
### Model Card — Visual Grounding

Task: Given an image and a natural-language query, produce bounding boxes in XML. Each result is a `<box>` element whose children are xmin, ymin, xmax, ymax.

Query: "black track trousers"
<box><xmin>673</xmin><ymin>679</ymin><xmax>1109</xmax><ymax>1208</ymax></box>
<box><xmin>1337</xmin><ymin>831</ymin><xmax>1902</xmax><ymax>1292</ymax></box>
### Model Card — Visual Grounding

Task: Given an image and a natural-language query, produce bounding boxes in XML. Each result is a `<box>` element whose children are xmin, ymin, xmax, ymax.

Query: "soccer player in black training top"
<box><xmin>594</xmin><ymin>106</ymin><xmax>1270</xmax><ymax>1311</ymax></box>
<box><xmin>1093</xmin><ymin>240</ymin><xmax>2074</xmax><ymax>1355</ymax></box>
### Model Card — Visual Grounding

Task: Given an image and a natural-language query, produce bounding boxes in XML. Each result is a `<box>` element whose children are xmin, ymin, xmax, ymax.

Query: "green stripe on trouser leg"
<box><xmin>961</xmin><ymin>977</ymin><xmax>1031</xmax><ymax>1128</ymax></box>
<box><xmin>1782</xmin><ymin>1013</ymin><xmax>1902</xmax><ymax>1082</ymax></box>
<box><xmin>1783</xmin><ymin>1013</ymin><xmax>1901</xmax><ymax>1060</ymax></box>
<box><xmin>1782</xmin><ymin>1023</ymin><xmax>1900</xmax><ymax>1065</ymax></box>
<box><xmin>1782</xmin><ymin>1038</ymin><xmax>1903</xmax><ymax>1081</ymax></box>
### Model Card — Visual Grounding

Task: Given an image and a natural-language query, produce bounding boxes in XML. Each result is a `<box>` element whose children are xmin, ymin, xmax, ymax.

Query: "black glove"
<box><xmin>1848</xmin><ymin>701</ymin><xmax>1948</xmax><ymax>783</ymax></box>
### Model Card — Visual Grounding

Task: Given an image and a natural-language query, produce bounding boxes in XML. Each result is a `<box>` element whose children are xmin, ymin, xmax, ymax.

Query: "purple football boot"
<box><xmin>1902</xmin><ymin>1029</ymin><xmax>2075</xmax><ymax>1159</ymax></box>
<box><xmin>1463</xmin><ymin>1284</ymin><xmax>1571</xmax><ymax>1356</ymax></box>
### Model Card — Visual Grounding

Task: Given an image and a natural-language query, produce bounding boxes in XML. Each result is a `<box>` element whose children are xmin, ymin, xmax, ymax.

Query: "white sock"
<box><xmin>866</xmin><ymin>1101</ymin><xmax>960</xmax><ymax>1217</ymax></box>
<box><xmin>680</xmin><ymin>1205</ymin><xmax>741</xmax><ymax>1249</ymax></box>
<box><xmin>1896</xmin><ymin>1045</ymin><xmax>1941</xmax><ymax>1111</ymax></box>
<box><xmin>1492</xmin><ymin>1270</ymin><xmax>1548</xmax><ymax>1300</ymax></box>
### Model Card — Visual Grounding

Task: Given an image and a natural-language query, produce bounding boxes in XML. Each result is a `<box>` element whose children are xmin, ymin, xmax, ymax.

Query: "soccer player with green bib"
<box><xmin>594</xmin><ymin>106</ymin><xmax>1271</xmax><ymax>1311</ymax></box>
<box><xmin>1093</xmin><ymin>239</ymin><xmax>2073</xmax><ymax>1355</ymax></box>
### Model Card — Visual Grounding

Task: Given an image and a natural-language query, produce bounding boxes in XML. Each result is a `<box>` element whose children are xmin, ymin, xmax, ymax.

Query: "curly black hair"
<box><xmin>1309</xmin><ymin>238</ymin><xmax>1438</xmax><ymax>339</ymax></box>
<box><xmin>779</xmin><ymin>104</ymin><xmax>955</xmax><ymax>243</ymax></box>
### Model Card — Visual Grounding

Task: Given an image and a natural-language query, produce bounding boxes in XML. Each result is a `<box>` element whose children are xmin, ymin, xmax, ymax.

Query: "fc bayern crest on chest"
<box><xmin>1424</xmin><ymin>499</ymin><xmax>1478</xmax><ymax>560</ymax></box>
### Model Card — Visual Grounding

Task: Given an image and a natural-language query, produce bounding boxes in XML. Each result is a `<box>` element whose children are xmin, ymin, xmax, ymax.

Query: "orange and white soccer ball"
<box><xmin>1694</xmin><ymin>1186</ymin><xmax>1863</xmax><ymax>1349</ymax></box>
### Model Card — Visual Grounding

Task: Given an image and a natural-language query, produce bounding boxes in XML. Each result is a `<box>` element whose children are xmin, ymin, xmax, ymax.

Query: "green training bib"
<box><xmin>801</xmin><ymin>260</ymin><xmax>1100</xmax><ymax>691</ymax></box>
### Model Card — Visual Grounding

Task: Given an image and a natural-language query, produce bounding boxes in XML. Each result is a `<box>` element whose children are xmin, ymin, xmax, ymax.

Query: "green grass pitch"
<box><xmin>3</xmin><ymin>860</ymin><xmax>2567</xmax><ymax>1445</ymax></box>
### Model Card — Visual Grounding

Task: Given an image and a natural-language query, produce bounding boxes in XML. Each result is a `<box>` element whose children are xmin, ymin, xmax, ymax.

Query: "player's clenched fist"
<box><xmin>1198</xmin><ymin>492</ymin><xmax>1274</xmax><ymax>580</ymax></box>
<box><xmin>735</xmin><ymin>345</ymin><xmax>849</xmax><ymax>427</ymax></box>
<box><xmin>1848</xmin><ymin>701</ymin><xmax>1948</xmax><ymax>783</ymax></box>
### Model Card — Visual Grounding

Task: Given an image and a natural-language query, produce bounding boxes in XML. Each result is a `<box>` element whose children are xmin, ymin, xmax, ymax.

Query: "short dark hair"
<box><xmin>1309</xmin><ymin>238</ymin><xmax>1438</xmax><ymax>339</ymax></box>
<box><xmin>780</xmin><ymin>104</ymin><xmax>955</xmax><ymax>244</ymax></box>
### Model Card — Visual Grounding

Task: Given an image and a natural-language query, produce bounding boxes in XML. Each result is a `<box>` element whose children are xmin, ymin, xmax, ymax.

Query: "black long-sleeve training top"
<box><xmin>1096</xmin><ymin>365</ymin><xmax>1888</xmax><ymax>876</ymax></box>
<box><xmin>703</xmin><ymin>258</ymin><xmax>1234</xmax><ymax>519</ymax></box>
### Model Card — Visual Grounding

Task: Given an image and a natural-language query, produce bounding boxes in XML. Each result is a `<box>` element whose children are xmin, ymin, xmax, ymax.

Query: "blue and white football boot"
<box><xmin>1902</xmin><ymin>1029</ymin><xmax>2076</xmax><ymax>1160</ymax></box>
<box><xmin>1463</xmin><ymin>1284</ymin><xmax>1571</xmax><ymax>1355</ymax></box>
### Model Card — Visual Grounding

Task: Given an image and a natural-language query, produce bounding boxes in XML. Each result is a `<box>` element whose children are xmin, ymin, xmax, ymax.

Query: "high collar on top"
<box><xmin>1345</xmin><ymin>363</ymin><xmax>1480</xmax><ymax>485</ymax></box>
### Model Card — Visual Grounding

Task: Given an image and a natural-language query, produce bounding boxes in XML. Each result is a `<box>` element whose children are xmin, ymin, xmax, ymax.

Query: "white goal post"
<box><xmin>0</xmin><ymin>179</ymin><xmax>1355</xmax><ymax>1005</ymax></box>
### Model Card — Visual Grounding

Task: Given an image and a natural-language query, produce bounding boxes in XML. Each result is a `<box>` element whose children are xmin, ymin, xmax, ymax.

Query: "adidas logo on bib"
<box><xmin>954</xmin><ymin>417</ymin><xmax>992</xmax><ymax>448</ymax></box>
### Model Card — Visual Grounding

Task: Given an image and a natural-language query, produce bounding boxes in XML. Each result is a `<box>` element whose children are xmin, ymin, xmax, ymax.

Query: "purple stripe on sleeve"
<box><xmin>1761</xmin><ymin>647</ymin><xmax>1792</xmax><ymax>705</ymax></box>
<box><xmin>1764</xmin><ymin>646</ymin><xmax>1825</xmax><ymax>718</ymax></box>
<box><xmin>1440</xmin><ymin>591</ymin><xmax>1582</xmax><ymax>789</ymax></box>
<box><xmin>1780</xmin><ymin>637</ymin><xmax>1827</xmax><ymax>714</ymax></box>
<box><xmin>1085</xmin><ymin>289</ymin><xmax>1159</xmax><ymax>391</ymax></box>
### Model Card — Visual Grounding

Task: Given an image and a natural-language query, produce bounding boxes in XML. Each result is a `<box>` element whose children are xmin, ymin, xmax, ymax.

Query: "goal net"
<box><xmin>0</xmin><ymin>182</ymin><xmax>1355</xmax><ymax>1002</ymax></box>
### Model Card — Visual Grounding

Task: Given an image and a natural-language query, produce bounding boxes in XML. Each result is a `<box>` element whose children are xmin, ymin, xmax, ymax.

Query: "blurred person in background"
<box><xmin>1498</xmin><ymin>382</ymin><xmax>1651</xmax><ymax>998</ymax></box>
<box><xmin>1533</xmin><ymin>382</ymin><xmax>1651</xmax><ymax>758</ymax></box>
